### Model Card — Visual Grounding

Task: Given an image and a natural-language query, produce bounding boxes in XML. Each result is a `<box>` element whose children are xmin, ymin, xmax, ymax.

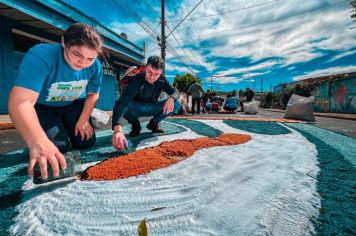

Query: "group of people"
<box><xmin>8</xmin><ymin>23</ymin><xmax>181</xmax><ymax>180</ymax></box>
<box><xmin>184</xmin><ymin>83</ymin><xmax>255</xmax><ymax>114</ymax></box>
<box><xmin>9</xmin><ymin>23</ymin><xmax>257</xmax><ymax>181</ymax></box>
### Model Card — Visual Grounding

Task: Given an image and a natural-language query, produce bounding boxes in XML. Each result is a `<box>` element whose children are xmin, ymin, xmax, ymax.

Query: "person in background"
<box><xmin>111</xmin><ymin>56</ymin><xmax>181</xmax><ymax>150</ymax></box>
<box><xmin>8</xmin><ymin>23</ymin><xmax>103</xmax><ymax>180</ymax></box>
<box><xmin>119</xmin><ymin>66</ymin><xmax>137</xmax><ymax>94</ymax></box>
<box><xmin>205</xmin><ymin>98</ymin><xmax>212</xmax><ymax>113</ymax></box>
<box><xmin>223</xmin><ymin>94</ymin><xmax>238</xmax><ymax>112</ymax></box>
<box><xmin>201</xmin><ymin>89</ymin><xmax>211</xmax><ymax>114</ymax></box>
<box><xmin>187</xmin><ymin>81</ymin><xmax>204</xmax><ymax>115</ymax></box>
<box><xmin>240</xmin><ymin>87</ymin><xmax>255</xmax><ymax>112</ymax></box>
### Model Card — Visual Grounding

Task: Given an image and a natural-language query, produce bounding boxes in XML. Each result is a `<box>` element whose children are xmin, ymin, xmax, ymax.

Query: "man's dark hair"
<box><xmin>147</xmin><ymin>56</ymin><xmax>164</xmax><ymax>70</ymax></box>
<box><xmin>63</xmin><ymin>23</ymin><xmax>103</xmax><ymax>53</ymax></box>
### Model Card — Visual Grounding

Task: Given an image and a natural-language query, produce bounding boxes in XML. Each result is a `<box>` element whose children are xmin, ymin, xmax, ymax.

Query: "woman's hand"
<box><xmin>112</xmin><ymin>132</ymin><xmax>128</xmax><ymax>150</ymax></box>
<box><xmin>75</xmin><ymin>119</ymin><xmax>94</xmax><ymax>141</ymax></box>
<box><xmin>28</xmin><ymin>138</ymin><xmax>66</xmax><ymax>180</ymax></box>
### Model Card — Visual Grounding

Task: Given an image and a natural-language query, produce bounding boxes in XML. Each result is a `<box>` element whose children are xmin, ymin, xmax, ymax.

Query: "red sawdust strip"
<box><xmin>171</xmin><ymin>116</ymin><xmax>304</xmax><ymax>123</ymax></box>
<box><xmin>0</xmin><ymin>122</ymin><xmax>15</xmax><ymax>131</ymax></box>
<box><xmin>81</xmin><ymin>133</ymin><xmax>251</xmax><ymax>181</ymax></box>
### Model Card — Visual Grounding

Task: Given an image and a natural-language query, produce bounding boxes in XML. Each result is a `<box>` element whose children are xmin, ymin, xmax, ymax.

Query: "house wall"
<box><xmin>0</xmin><ymin>18</ymin><xmax>15</xmax><ymax>113</ymax></box>
<box><xmin>313</xmin><ymin>76</ymin><xmax>356</xmax><ymax>113</ymax></box>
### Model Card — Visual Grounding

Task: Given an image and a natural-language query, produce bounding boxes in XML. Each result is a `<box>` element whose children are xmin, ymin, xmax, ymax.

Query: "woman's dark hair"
<box><xmin>147</xmin><ymin>56</ymin><xmax>164</xmax><ymax>70</ymax></box>
<box><xmin>63</xmin><ymin>23</ymin><xmax>103</xmax><ymax>53</ymax></box>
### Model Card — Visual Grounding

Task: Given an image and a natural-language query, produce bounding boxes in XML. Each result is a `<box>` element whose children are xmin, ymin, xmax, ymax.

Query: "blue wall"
<box><xmin>96</xmin><ymin>61</ymin><xmax>118</xmax><ymax>111</ymax></box>
<box><xmin>0</xmin><ymin>18</ymin><xmax>15</xmax><ymax>113</ymax></box>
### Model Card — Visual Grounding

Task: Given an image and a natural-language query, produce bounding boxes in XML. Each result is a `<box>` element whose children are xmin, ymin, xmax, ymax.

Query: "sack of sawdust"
<box><xmin>284</xmin><ymin>94</ymin><xmax>315</xmax><ymax>121</ymax></box>
<box><xmin>244</xmin><ymin>100</ymin><xmax>259</xmax><ymax>114</ymax></box>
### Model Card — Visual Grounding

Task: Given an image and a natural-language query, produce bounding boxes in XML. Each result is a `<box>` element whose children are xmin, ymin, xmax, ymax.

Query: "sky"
<box><xmin>62</xmin><ymin>0</ymin><xmax>356</xmax><ymax>92</ymax></box>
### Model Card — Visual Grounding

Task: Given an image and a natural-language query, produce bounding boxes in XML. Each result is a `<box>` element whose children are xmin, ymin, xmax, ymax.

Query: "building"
<box><xmin>0</xmin><ymin>0</ymin><xmax>145</xmax><ymax>113</ymax></box>
<box><xmin>273</xmin><ymin>71</ymin><xmax>356</xmax><ymax>113</ymax></box>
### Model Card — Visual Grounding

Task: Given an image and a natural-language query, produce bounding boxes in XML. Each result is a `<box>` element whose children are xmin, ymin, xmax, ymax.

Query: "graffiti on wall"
<box><xmin>313</xmin><ymin>84</ymin><xmax>330</xmax><ymax>112</ymax></box>
<box><xmin>330</xmin><ymin>78</ymin><xmax>356</xmax><ymax>113</ymax></box>
<box><xmin>313</xmin><ymin>77</ymin><xmax>356</xmax><ymax>113</ymax></box>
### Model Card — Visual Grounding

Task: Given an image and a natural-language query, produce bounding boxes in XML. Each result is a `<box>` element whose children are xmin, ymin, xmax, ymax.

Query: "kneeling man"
<box><xmin>112</xmin><ymin>56</ymin><xmax>181</xmax><ymax>150</ymax></box>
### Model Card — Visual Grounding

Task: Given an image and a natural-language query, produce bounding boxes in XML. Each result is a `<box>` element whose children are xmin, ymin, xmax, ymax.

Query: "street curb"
<box><xmin>261</xmin><ymin>109</ymin><xmax>356</xmax><ymax>121</ymax></box>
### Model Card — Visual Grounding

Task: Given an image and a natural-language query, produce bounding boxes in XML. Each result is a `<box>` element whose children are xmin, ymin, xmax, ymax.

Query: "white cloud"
<box><xmin>173</xmin><ymin>0</ymin><xmax>356</xmax><ymax>67</ymax></box>
<box><xmin>108</xmin><ymin>0</ymin><xmax>356</xmax><ymax>84</ymax></box>
<box><xmin>293</xmin><ymin>66</ymin><xmax>356</xmax><ymax>81</ymax></box>
<box><xmin>216</xmin><ymin>61</ymin><xmax>275</xmax><ymax>76</ymax></box>
<box><xmin>328</xmin><ymin>50</ymin><xmax>356</xmax><ymax>62</ymax></box>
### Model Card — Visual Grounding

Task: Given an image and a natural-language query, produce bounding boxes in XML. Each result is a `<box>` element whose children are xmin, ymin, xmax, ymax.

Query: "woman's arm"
<box><xmin>8</xmin><ymin>86</ymin><xmax>66</xmax><ymax>179</ymax></box>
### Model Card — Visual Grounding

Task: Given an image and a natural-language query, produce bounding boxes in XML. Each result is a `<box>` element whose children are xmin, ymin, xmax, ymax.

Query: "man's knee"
<box><xmin>173</xmin><ymin>99</ymin><xmax>182</xmax><ymax>113</ymax></box>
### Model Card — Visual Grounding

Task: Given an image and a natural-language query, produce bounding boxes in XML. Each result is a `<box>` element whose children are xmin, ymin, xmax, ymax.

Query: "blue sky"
<box><xmin>63</xmin><ymin>0</ymin><xmax>356</xmax><ymax>92</ymax></box>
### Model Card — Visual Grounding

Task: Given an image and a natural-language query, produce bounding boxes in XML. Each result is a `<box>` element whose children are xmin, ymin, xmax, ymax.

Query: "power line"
<box><xmin>112</xmin><ymin>0</ymin><xmax>159</xmax><ymax>40</ymax></box>
<box><xmin>182</xmin><ymin>0</ymin><xmax>201</xmax><ymax>41</ymax></box>
<box><xmin>168</xmin><ymin>0</ymin><xmax>347</xmax><ymax>41</ymax></box>
<box><xmin>166</xmin><ymin>0</ymin><xmax>204</xmax><ymax>38</ymax></box>
<box><xmin>140</xmin><ymin>0</ymin><xmax>196</xmax><ymax>73</ymax></box>
<box><xmin>112</xmin><ymin>0</ymin><xmax>195</xmax><ymax>74</ymax></box>
<box><xmin>166</xmin><ymin>0</ymin><xmax>278</xmax><ymax>22</ymax></box>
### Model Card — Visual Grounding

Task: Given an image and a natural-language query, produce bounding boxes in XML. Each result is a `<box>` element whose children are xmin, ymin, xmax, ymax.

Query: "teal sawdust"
<box><xmin>224</xmin><ymin>120</ymin><xmax>291</xmax><ymax>135</ymax></box>
<box><xmin>0</xmin><ymin>121</ymin><xmax>187</xmax><ymax>235</ymax></box>
<box><xmin>287</xmin><ymin>124</ymin><xmax>356</xmax><ymax>235</ymax></box>
<box><xmin>0</xmin><ymin>149</ymin><xmax>29</xmax><ymax>236</ymax></box>
<box><xmin>166</xmin><ymin>118</ymin><xmax>222</xmax><ymax>137</ymax></box>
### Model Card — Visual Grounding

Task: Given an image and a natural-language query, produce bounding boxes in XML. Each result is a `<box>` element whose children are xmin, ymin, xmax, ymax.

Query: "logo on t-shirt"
<box><xmin>46</xmin><ymin>80</ymin><xmax>88</xmax><ymax>102</ymax></box>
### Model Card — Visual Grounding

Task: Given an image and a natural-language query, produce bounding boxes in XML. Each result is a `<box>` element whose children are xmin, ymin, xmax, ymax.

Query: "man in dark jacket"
<box><xmin>111</xmin><ymin>56</ymin><xmax>181</xmax><ymax>150</ymax></box>
<box><xmin>240</xmin><ymin>87</ymin><xmax>255</xmax><ymax>112</ymax></box>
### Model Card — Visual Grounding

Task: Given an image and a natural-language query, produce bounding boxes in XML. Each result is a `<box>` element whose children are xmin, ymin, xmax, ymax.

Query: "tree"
<box><xmin>173</xmin><ymin>73</ymin><xmax>201</xmax><ymax>94</ymax></box>
<box><xmin>352</xmin><ymin>0</ymin><xmax>356</xmax><ymax>19</ymax></box>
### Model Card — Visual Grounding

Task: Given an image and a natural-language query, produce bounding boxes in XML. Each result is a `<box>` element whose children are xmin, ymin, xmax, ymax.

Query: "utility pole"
<box><xmin>161</xmin><ymin>0</ymin><xmax>166</xmax><ymax>75</ymax></box>
<box><xmin>210</xmin><ymin>76</ymin><xmax>213</xmax><ymax>91</ymax></box>
<box><xmin>260</xmin><ymin>78</ymin><xmax>264</xmax><ymax>107</ymax></box>
<box><xmin>159</xmin><ymin>0</ymin><xmax>203</xmax><ymax>76</ymax></box>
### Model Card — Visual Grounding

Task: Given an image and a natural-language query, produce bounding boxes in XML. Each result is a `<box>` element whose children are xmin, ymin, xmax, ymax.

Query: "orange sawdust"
<box><xmin>81</xmin><ymin>133</ymin><xmax>251</xmax><ymax>181</ymax></box>
<box><xmin>171</xmin><ymin>116</ymin><xmax>304</xmax><ymax>123</ymax></box>
<box><xmin>0</xmin><ymin>122</ymin><xmax>15</xmax><ymax>131</ymax></box>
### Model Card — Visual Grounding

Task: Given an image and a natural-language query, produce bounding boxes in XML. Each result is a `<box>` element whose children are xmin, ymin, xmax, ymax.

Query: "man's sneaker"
<box><xmin>129</xmin><ymin>121</ymin><xmax>142</xmax><ymax>137</ymax></box>
<box><xmin>146</xmin><ymin>120</ymin><xmax>165</xmax><ymax>133</ymax></box>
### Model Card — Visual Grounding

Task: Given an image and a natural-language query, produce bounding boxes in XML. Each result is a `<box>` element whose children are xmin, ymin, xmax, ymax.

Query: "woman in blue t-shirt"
<box><xmin>8</xmin><ymin>23</ymin><xmax>103</xmax><ymax>180</ymax></box>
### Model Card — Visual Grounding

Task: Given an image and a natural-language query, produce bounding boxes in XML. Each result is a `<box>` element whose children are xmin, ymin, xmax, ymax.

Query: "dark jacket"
<box><xmin>243</xmin><ymin>89</ymin><xmax>255</xmax><ymax>102</ymax></box>
<box><xmin>112</xmin><ymin>72</ymin><xmax>179</xmax><ymax>127</ymax></box>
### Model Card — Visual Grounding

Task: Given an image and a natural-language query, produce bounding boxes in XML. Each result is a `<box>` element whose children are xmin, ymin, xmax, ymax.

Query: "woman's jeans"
<box><xmin>34</xmin><ymin>99</ymin><xmax>96</xmax><ymax>153</ymax></box>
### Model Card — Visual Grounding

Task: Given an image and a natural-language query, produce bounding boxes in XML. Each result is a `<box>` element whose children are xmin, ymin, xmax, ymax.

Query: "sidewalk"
<box><xmin>261</xmin><ymin>108</ymin><xmax>356</xmax><ymax>121</ymax></box>
<box><xmin>2</xmin><ymin>109</ymin><xmax>356</xmax><ymax>123</ymax></box>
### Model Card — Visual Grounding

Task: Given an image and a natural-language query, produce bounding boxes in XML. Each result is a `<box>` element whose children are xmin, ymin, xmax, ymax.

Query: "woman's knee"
<box><xmin>71</xmin><ymin>135</ymin><xmax>96</xmax><ymax>150</ymax></box>
<box><xmin>53</xmin><ymin>139</ymin><xmax>71</xmax><ymax>153</ymax></box>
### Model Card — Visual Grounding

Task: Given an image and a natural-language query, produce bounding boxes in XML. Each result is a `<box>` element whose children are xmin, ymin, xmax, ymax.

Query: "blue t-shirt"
<box><xmin>14</xmin><ymin>43</ymin><xmax>102</xmax><ymax>107</ymax></box>
<box><xmin>225</xmin><ymin>97</ymin><xmax>238</xmax><ymax>109</ymax></box>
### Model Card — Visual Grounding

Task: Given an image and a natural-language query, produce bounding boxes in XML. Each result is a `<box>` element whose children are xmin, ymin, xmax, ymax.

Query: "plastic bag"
<box><xmin>284</xmin><ymin>94</ymin><xmax>315</xmax><ymax>121</ymax></box>
<box><xmin>244</xmin><ymin>100</ymin><xmax>259</xmax><ymax>114</ymax></box>
<box><xmin>91</xmin><ymin>108</ymin><xmax>110</xmax><ymax>125</ymax></box>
